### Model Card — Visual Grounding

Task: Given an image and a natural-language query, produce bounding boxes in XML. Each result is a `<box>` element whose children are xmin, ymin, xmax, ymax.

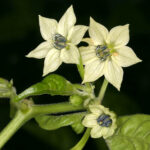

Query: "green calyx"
<box><xmin>69</xmin><ymin>95</ymin><xmax>84</xmax><ymax>106</ymax></box>
<box><xmin>0</xmin><ymin>78</ymin><xmax>16</xmax><ymax>98</ymax></box>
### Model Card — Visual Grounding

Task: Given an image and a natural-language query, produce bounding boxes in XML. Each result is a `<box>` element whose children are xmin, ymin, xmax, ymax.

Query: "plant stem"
<box><xmin>71</xmin><ymin>128</ymin><xmax>91</xmax><ymax>150</ymax></box>
<box><xmin>0</xmin><ymin>102</ymin><xmax>85</xmax><ymax>149</ymax></box>
<box><xmin>97</xmin><ymin>78</ymin><xmax>108</xmax><ymax>104</ymax></box>
<box><xmin>0</xmin><ymin>110</ymin><xmax>31</xmax><ymax>148</ymax></box>
<box><xmin>32</xmin><ymin>102</ymin><xmax>84</xmax><ymax>115</ymax></box>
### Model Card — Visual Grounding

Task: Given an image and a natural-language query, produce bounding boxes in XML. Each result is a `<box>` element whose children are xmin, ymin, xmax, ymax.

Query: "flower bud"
<box><xmin>0</xmin><ymin>78</ymin><xmax>15</xmax><ymax>98</ymax></box>
<box><xmin>69</xmin><ymin>95</ymin><xmax>83</xmax><ymax>106</ymax></box>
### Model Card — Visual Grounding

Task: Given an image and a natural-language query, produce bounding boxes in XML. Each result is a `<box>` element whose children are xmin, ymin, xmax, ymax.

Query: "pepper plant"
<box><xmin>0</xmin><ymin>5</ymin><xmax>148</xmax><ymax>150</ymax></box>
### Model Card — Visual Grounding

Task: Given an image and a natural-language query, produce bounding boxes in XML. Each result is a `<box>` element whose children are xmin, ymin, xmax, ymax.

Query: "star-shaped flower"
<box><xmin>80</xmin><ymin>17</ymin><xmax>142</xmax><ymax>90</ymax></box>
<box><xmin>82</xmin><ymin>105</ymin><xmax>117</xmax><ymax>139</ymax></box>
<box><xmin>26</xmin><ymin>6</ymin><xmax>88</xmax><ymax>76</ymax></box>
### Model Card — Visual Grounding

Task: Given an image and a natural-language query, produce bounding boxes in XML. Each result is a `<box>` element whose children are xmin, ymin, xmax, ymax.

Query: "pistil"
<box><xmin>97</xmin><ymin>114</ymin><xmax>112</xmax><ymax>127</ymax></box>
<box><xmin>53</xmin><ymin>33</ymin><xmax>67</xmax><ymax>50</ymax></box>
<box><xmin>95</xmin><ymin>45</ymin><xmax>111</xmax><ymax>61</ymax></box>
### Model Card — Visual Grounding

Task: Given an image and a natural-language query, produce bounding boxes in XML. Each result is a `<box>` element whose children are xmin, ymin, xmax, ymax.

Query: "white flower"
<box><xmin>80</xmin><ymin>17</ymin><xmax>142</xmax><ymax>90</ymax></box>
<box><xmin>82</xmin><ymin>105</ymin><xmax>117</xmax><ymax>139</ymax></box>
<box><xmin>26</xmin><ymin>6</ymin><xmax>88</xmax><ymax>76</ymax></box>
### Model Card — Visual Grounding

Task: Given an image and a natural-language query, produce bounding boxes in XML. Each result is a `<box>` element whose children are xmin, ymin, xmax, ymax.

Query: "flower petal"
<box><xmin>112</xmin><ymin>46</ymin><xmax>142</xmax><ymax>67</ymax></box>
<box><xmin>89</xmin><ymin>17</ymin><xmax>108</xmax><ymax>45</ymax></box>
<box><xmin>80</xmin><ymin>46</ymin><xmax>98</xmax><ymax>65</ymax></box>
<box><xmin>58</xmin><ymin>5</ymin><xmax>76</xmax><ymax>37</ymax></box>
<box><xmin>89</xmin><ymin>105</ymin><xmax>103</xmax><ymax>115</ymax></box>
<box><xmin>108</xmin><ymin>24</ymin><xmax>129</xmax><ymax>49</ymax></box>
<box><xmin>91</xmin><ymin>126</ymin><xmax>103</xmax><ymax>138</ymax></box>
<box><xmin>43</xmin><ymin>49</ymin><xmax>62</xmax><ymax>76</ymax></box>
<box><xmin>82</xmin><ymin>114</ymin><xmax>98</xmax><ymax>127</ymax></box>
<box><xmin>104</xmin><ymin>120</ymin><xmax>117</xmax><ymax>139</ymax></box>
<box><xmin>83</xmin><ymin>59</ymin><xmax>105</xmax><ymax>83</ymax></box>
<box><xmin>39</xmin><ymin>15</ymin><xmax>57</xmax><ymax>40</ymax></box>
<box><xmin>26</xmin><ymin>41</ymin><xmax>51</xmax><ymax>59</ymax></box>
<box><xmin>60</xmin><ymin>44</ymin><xmax>79</xmax><ymax>64</ymax></box>
<box><xmin>101</xmin><ymin>127</ymin><xmax>110</xmax><ymax>138</ymax></box>
<box><xmin>67</xmin><ymin>25</ymin><xmax>88</xmax><ymax>45</ymax></box>
<box><xmin>104</xmin><ymin>60</ymin><xmax>123</xmax><ymax>91</ymax></box>
<box><xmin>103</xmin><ymin>128</ymin><xmax>114</xmax><ymax>139</ymax></box>
<box><xmin>82</xmin><ymin>38</ymin><xmax>95</xmax><ymax>45</ymax></box>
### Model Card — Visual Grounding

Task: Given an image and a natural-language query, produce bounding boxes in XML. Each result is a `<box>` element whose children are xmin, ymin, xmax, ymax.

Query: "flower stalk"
<box><xmin>71</xmin><ymin>128</ymin><xmax>91</xmax><ymax>150</ymax></box>
<box><xmin>97</xmin><ymin>78</ymin><xmax>108</xmax><ymax>104</ymax></box>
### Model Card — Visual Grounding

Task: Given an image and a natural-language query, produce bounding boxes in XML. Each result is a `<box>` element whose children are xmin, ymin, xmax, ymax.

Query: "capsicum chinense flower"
<box><xmin>82</xmin><ymin>105</ymin><xmax>117</xmax><ymax>139</ymax></box>
<box><xmin>26</xmin><ymin>6</ymin><xmax>88</xmax><ymax>76</ymax></box>
<box><xmin>80</xmin><ymin>17</ymin><xmax>142</xmax><ymax>90</ymax></box>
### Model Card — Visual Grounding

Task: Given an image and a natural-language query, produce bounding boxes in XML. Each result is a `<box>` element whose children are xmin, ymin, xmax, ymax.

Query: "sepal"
<box><xmin>0</xmin><ymin>78</ymin><xmax>16</xmax><ymax>98</ymax></box>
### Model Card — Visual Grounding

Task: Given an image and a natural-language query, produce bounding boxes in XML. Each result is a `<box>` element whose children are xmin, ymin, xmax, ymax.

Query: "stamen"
<box><xmin>97</xmin><ymin>114</ymin><xmax>112</xmax><ymax>127</ymax></box>
<box><xmin>95</xmin><ymin>45</ymin><xmax>110</xmax><ymax>61</ymax></box>
<box><xmin>53</xmin><ymin>33</ymin><xmax>67</xmax><ymax>50</ymax></box>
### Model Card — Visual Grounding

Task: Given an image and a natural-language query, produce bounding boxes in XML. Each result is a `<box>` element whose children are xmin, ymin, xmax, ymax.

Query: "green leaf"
<box><xmin>35</xmin><ymin>112</ymin><xmax>86</xmax><ymax>131</ymax></box>
<box><xmin>71</xmin><ymin>122</ymin><xmax>85</xmax><ymax>134</ymax></box>
<box><xmin>13</xmin><ymin>74</ymin><xmax>77</xmax><ymax>102</ymax></box>
<box><xmin>106</xmin><ymin>114</ymin><xmax>150</xmax><ymax>150</ymax></box>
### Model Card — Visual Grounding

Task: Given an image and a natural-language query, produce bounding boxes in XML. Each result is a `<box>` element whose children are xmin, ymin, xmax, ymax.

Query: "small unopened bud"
<box><xmin>19</xmin><ymin>99</ymin><xmax>34</xmax><ymax>113</ymax></box>
<box><xmin>69</xmin><ymin>95</ymin><xmax>83</xmax><ymax>106</ymax></box>
<box><xmin>0</xmin><ymin>78</ymin><xmax>14</xmax><ymax>98</ymax></box>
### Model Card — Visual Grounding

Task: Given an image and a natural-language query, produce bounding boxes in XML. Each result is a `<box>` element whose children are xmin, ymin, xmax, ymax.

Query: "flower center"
<box><xmin>97</xmin><ymin>114</ymin><xmax>112</xmax><ymax>127</ymax></box>
<box><xmin>95</xmin><ymin>45</ymin><xmax>111</xmax><ymax>61</ymax></box>
<box><xmin>53</xmin><ymin>33</ymin><xmax>67</xmax><ymax>50</ymax></box>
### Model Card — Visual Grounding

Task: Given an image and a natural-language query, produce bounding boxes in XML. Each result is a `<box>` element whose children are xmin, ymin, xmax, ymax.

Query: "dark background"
<box><xmin>0</xmin><ymin>0</ymin><xmax>149</xmax><ymax>149</ymax></box>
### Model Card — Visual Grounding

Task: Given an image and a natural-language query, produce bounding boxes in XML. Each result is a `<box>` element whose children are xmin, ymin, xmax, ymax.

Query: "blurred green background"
<box><xmin>0</xmin><ymin>0</ymin><xmax>149</xmax><ymax>149</ymax></box>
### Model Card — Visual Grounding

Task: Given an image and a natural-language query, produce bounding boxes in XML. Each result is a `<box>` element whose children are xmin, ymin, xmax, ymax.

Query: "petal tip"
<box><xmin>39</xmin><ymin>15</ymin><xmax>43</xmax><ymax>20</ymax></box>
<box><xmin>117</xmin><ymin>87</ymin><xmax>121</xmax><ymax>91</ymax></box>
<box><xmin>135</xmin><ymin>58</ymin><xmax>142</xmax><ymax>64</ymax></box>
<box><xmin>67</xmin><ymin>5</ymin><xmax>74</xmax><ymax>13</ymax></box>
<box><xmin>90</xmin><ymin>17</ymin><xmax>95</xmax><ymax>24</ymax></box>
<box><xmin>26</xmin><ymin>52</ymin><xmax>33</xmax><ymax>58</ymax></box>
<box><xmin>82</xmin><ymin>81</ymin><xmax>85</xmax><ymax>84</ymax></box>
<box><xmin>68</xmin><ymin>5</ymin><xmax>73</xmax><ymax>8</ymax></box>
<box><xmin>124</xmin><ymin>24</ymin><xmax>129</xmax><ymax>30</ymax></box>
<box><xmin>25</xmin><ymin>54</ymin><xmax>30</xmax><ymax>58</ymax></box>
<box><xmin>116</xmin><ymin>84</ymin><xmax>121</xmax><ymax>91</ymax></box>
<box><xmin>125</xmin><ymin>24</ymin><xmax>129</xmax><ymax>27</ymax></box>
<box><xmin>138</xmin><ymin>58</ymin><xmax>142</xmax><ymax>63</ymax></box>
<box><xmin>43</xmin><ymin>67</ymin><xmax>49</xmax><ymax>77</ymax></box>
<box><xmin>90</xmin><ymin>16</ymin><xmax>94</xmax><ymax>21</ymax></box>
<box><xmin>42</xmin><ymin>71</ymin><xmax>47</xmax><ymax>77</ymax></box>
